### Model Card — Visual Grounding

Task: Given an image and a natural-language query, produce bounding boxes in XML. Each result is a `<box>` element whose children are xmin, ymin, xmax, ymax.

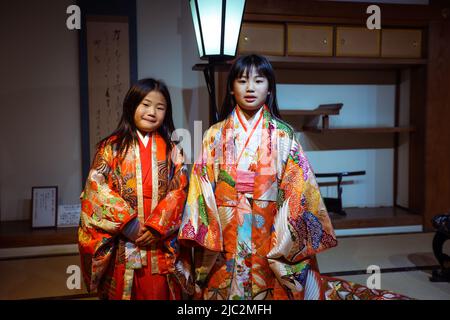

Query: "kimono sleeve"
<box><xmin>144</xmin><ymin>145</ymin><xmax>189</xmax><ymax>237</ymax></box>
<box><xmin>178</xmin><ymin>130</ymin><xmax>223</xmax><ymax>252</ymax></box>
<box><xmin>268</xmin><ymin>133</ymin><xmax>337</xmax><ymax>264</ymax></box>
<box><xmin>78</xmin><ymin>142</ymin><xmax>138</xmax><ymax>291</ymax></box>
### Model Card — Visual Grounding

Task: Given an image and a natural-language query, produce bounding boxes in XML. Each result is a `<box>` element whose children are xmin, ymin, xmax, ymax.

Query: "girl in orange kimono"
<box><xmin>78</xmin><ymin>78</ymin><xmax>192</xmax><ymax>300</ymax></box>
<box><xmin>178</xmin><ymin>54</ymin><xmax>410</xmax><ymax>300</ymax></box>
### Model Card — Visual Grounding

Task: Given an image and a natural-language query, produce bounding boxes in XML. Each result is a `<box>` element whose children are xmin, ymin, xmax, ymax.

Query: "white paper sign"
<box><xmin>57</xmin><ymin>204</ymin><xmax>81</xmax><ymax>228</ymax></box>
<box><xmin>32</xmin><ymin>187</ymin><xmax>57</xmax><ymax>228</ymax></box>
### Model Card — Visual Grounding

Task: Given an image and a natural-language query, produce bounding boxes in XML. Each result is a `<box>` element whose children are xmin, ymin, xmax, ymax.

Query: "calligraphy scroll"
<box><xmin>86</xmin><ymin>16</ymin><xmax>130</xmax><ymax>161</ymax></box>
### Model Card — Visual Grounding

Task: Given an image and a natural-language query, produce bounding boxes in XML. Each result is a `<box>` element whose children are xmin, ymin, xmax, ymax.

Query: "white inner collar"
<box><xmin>137</xmin><ymin>130</ymin><xmax>150</xmax><ymax>147</ymax></box>
<box><xmin>238</xmin><ymin>106</ymin><xmax>263</xmax><ymax>131</ymax></box>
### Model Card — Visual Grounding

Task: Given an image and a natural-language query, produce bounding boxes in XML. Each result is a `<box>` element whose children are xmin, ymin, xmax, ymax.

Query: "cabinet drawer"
<box><xmin>381</xmin><ymin>29</ymin><xmax>422</xmax><ymax>58</ymax></box>
<box><xmin>287</xmin><ymin>25</ymin><xmax>333</xmax><ymax>56</ymax></box>
<box><xmin>336</xmin><ymin>27</ymin><xmax>380</xmax><ymax>57</ymax></box>
<box><xmin>238</xmin><ymin>23</ymin><xmax>284</xmax><ymax>56</ymax></box>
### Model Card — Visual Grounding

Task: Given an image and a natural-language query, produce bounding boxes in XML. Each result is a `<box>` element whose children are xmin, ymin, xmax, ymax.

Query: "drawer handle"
<box><xmin>413</xmin><ymin>41</ymin><xmax>418</xmax><ymax>47</ymax></box>
<box><xmin>341</xmin><ymin>38</ymin><xmax>346</xmax><ymax>45</ymax></box>
<box><xmin>323</xmin><ymin>39</ymin><xmax>328</xmax><ymax>45</ymax></box>
<box><xmin>244</xmin><ymin>36</ymin><xmax>249</xmax><ymax>42</ymax></box>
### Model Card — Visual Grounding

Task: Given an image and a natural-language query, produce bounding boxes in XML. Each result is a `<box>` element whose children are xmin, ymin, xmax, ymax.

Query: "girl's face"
<box><xmin>134</xmin><ymin>90</ymin><xmax>167</xmax><ymax>134</ymax></box>
<box><xmin>232</xmin><ymin>66</ymin><xmax>269</xmax><ymax>113</ymax></box>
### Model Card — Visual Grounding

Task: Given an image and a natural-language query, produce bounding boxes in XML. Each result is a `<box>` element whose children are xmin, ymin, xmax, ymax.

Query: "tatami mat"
<box><xmin>0</xmin><ymin>255</ymin><xmax>88</xmax><ymax>300</ymax></box>
<box><xmin>317</xmin><ymin>232</ymin><xmax>443</xmax><ymax>273</ymax></box>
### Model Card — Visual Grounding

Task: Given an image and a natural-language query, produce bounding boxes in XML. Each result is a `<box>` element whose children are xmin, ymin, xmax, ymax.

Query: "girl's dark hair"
<box><xmin>99</xmin><ymin>78</ymin><xmax>176</xmax><ymax>157</ymax></box>
<box><xmin>219</xmin><ymin>54</ymin><xmax>281</xmax><ymax>121</ymax></box>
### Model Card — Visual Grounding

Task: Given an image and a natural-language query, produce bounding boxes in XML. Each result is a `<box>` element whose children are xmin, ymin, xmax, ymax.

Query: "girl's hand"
<box><xmin>135</xmin><ymin>227</ymin><xmax>159</xmax><ymax>247</ymax></box>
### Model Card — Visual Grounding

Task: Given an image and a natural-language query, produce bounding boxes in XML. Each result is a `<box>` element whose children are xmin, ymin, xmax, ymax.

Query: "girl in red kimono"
<box><xmin>179</xmin><ymin>54</ymin><xmax>410</xmax><ymax>300</ymax></box>
<box><xmin>78</xmin><ymin>79</ymin><xmax>192</xmax><ymax>300</ymax></box>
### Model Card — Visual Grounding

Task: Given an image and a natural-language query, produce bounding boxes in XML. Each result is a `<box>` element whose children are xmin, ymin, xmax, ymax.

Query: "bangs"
<box><xmin>233</xmin><ymin>55</ymin><xmax>272</xmax><ymax>81</ymax></box>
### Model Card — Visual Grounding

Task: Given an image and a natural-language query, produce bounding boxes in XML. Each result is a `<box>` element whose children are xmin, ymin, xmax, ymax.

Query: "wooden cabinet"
<box><xmin>381</xmin><ymin>29</ymin><xmax>422</xmax><ymax>58</ymax></box>
<box><xmin>336</xmin><ymin>27</ymin><xmax>380</xmax><ymax>57</ymax></box>
<box><xmin>238</xmin><ymin>24</ymin><xmax>423</xmax><ymax>60</ymax></box>
<box><xmin>287</xmin><ymin>25</ymin><xmax>333</xmax><ymax>57</ymax></box>
<box><xmin>238</xmin><ymin>23</ymin><xmax>284</xmax><ymax>56</ymax></box>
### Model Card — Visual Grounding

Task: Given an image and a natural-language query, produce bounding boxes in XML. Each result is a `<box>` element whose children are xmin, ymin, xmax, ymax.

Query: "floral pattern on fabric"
<box><xmin>178</xmin><ymin>105</ymin><xmax>411</xmax><ymax>300</ymax></box>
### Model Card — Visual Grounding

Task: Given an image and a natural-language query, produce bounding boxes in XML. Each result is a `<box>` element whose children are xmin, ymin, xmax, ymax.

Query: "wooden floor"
<box><xmin>2</xmin><ymin>233</ymin><xmax>447</xmax><ymax>300</ymax></box>
<box><xmin>0</xmin><ymin>206</ymin><xmax>422</xmax><ymax>248</ymax></box>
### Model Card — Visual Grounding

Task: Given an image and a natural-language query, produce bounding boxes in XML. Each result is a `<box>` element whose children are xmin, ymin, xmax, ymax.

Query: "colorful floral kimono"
<box><xmin>178</xmin><ymin>105</ymin><xmax>409</xmax><ymax>300</ymax></box>
<box><xmin>78</xmin><ymin>132</ymin><xmax>192</xmax><ymax>300</ymax></box>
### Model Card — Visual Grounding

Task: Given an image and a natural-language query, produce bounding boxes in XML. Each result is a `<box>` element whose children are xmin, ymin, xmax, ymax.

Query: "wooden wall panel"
<box><xmin>244</xmin><ymin>0</ymin><xmax>441</xmax><ymax>27</ymax></box>
<box><xmin>409</xmin><ymin>66</ymin><xmax>426</xmax><ymax>220</ymax></box>
<box><xmin>424</xmin><ymin>20</ymin><xmax>450</xmax><ymax>230</ymax></box>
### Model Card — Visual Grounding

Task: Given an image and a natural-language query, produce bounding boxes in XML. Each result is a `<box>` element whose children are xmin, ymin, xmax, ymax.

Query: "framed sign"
<box><xmin>57</xmin><ymin>204</ymin><xmax>81</xmax><ymax>228</ymax></box>
<box><xmin>31</xmin><ymin>186</ymin><xmax>58</xmax><ymax>228</ymax></box>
